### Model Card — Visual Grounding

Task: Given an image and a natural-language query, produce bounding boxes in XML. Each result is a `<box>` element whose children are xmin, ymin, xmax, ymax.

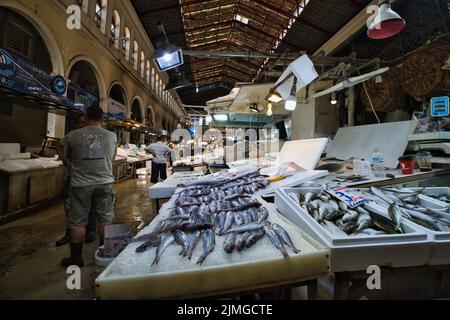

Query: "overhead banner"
<box><xmin>0</xmin><ymin>48</ymin><xmax>70</xmax><ymax>104</ymax></box>
<box><xmin>106</xmin><ymin>97</ymin><xmax>127</xmax><ymax>120</ymax></box>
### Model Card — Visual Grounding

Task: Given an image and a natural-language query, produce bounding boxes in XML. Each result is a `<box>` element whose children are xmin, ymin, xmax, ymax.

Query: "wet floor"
<box><xmin>0</xmin><ymin>177</ymin><xmax>157</xmax><ymax>300</ymax></box>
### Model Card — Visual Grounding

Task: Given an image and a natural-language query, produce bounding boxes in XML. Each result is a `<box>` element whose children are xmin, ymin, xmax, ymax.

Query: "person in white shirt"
<box><xmin>145</xmin><ymin>136</ymin><xmax>171</xmax><ymax>183</ymax></box>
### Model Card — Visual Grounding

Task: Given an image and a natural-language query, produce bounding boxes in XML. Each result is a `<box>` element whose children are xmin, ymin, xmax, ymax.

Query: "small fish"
<box><xmin>264</xmin><ymin>225</ymin><xmax>289</xmax><ymax>258</ymax></box>
<box><xmin>245</xmin><ymin>230</ymin><xmax>265</xmax><ymax>248</ymax></box>
<box><xmin>185</xmin><ymin>231</ymin><xmax>201</xmax><ymax>260</ymax></box>
<box><xmin>303</xmin><ymin>192</ymin><xmax>316</xmax><ymax>204</ymax></box>
<box><xmin>247</xmin><ymin>207</ymin><xmax>258</xmax><ymax>222</ymax></box>
<box><xmin>225</xmin><ymin>223</ymin><xmax>266</xmax><ymax>234</ymax></box>
<box><xmin>233</xmin><ymin>212</ymin><xmax>244</xmax><ymax>225</ymax></box>
<box><xmin>235</xmin><ymin>232</ymin><xmax>251</xmax><ymax>251</ymax></box>
<box><xmin>197</xmin><ymin>229</ymin><xmax>215</xmax><ymax>265</ymax></box>
<box><xmin>257</xmin><ymin>207</ymin><xmax>269</xmax><ymax>222</ymax></box>
<box><xmin>241</xmin><ymin>211</ymin><xmax>252</xmax><ymax>224</ymax></box>
<box><xmin>223</xmin><ymin>233</ymin><xmax>236</xmax><ymax>254</ymax></box>
<box><xmin>135</xmin><ymin>235</ymin><xmax>161</xmax><ymax>253</ymax></box>
<box><xmin>325</xmin><ymin>210</ymin><xmax>345</xmax><ymax>221</ymax></box>
<box><xmin>271</xmin><ymin>223</ymin><xmax>300</xmax><ymax>254</ymax></box>
<box><xmin>388</xmin><ymin>203</ymin><xmax>404</xmax><ymax>233</ymax></box>
<box><xmin>174</xmin><ymin>230</ymin><xmax>188</xmax><ymax>256</ymax></box>
<box><xmin>221</xmin><ymin>211</ymin><xmax>234</xmax><ymax>234</ymax></box>
<box><xmin>152</xmin><ymin>234</ymin><xmax>174</xmax><ymax>266</ymax></box>
<box><xmin>371</xmin><ymin>187</ymin><xmax>394</xmax><ymax>205</ymax></box>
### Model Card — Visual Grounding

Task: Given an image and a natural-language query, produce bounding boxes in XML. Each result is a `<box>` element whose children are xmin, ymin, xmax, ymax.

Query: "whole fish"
<box><xmin>257</xmin><ymin>207</ymin><xmax>269</xmax><ymax>222</ymax></box>
<box><xmin>177</xmin><ymin>222</ymin><xmax>215</xmax><ymax>233</ymax></box>
<box><xmin>174</xmin><ymin>230</ymin><xmax>188</xmax><ymax>256</ymax></box>
<box><xmin>221</xmin><ymin>211</ymin><xmax>234</xmax><ymax>234</ymax></box>
<box><xmin>235</xmin><ymin>232</ymin><xmax>251</xmax><ymax>251</ymax></box>
<box><xmin>224</xmin><ymin>194</ymin><xmax>252</xmax><ymax>202</ymax></box>
<box><xmin>223</xmin><ymin>233</ymin><xmax>236</xmax><ymax>254</ymax></box>
<box><xmin>245</xmin><ymin>230</ymin><xmax>265</xmax><ymax>248</ymax></box>
<box><xmin>318</xmin><ymin>204</ymin><xmax>327</xmax><ymax>222</ymax></box>
<box><xmin>356</xmin><ymin>213</ymin><xmax>372</xmax><ymax>233</ymax></box>
<box><xmin>388</xmin><ymin>203</ymin><xmax>404</xmax><ymax>233</ymax></box>
<box><xmin>311</xmin><ymin>208</ymin><xmax>320</xmax><ymax>222</ymax></box>
<box><xmin>152</xmin><ymin>234</ymin><xmax>175</xmax><ymax>266</ymax></box>
<box><xmin>197</xmin><ymin>229</ymin><xmax>215</xmax><ymax>265</ymax></box>
<box><xmin>264</xmin><ymin>225</ymin><xmax>289</xmax><ymax>258</ymax></box>
<box><xmin>185</xmin><ymin>231</ymin><xmax>201</xmax><ymax>260</ymax></box>
<box><xmin>233</xmin><ymin>212</ymin><xmax>244</xmax><ymax>225</ymax></box>
<box><xmin>325</xmin><ymin>210</ymin><xmax>345</xmax><ymax>221</ymax></box>
<box><xmin>228</xmin><ymin>201</ymin><xmax>262</xmax><ymax>212</ymax></box>
<box><xmin>225</xmin><ymin>223</ymin><xmax>266</xmax><ymax>234</ymax></box>
<box><xmin>217</xmin><ymin>212</ymin><xmax>226</xmax><ymax>231</ymax></box>
<box><xmin>342</xmin><ymin>209</ymin><xmax>359</xmax><ymax>223</ymax></box>
<box><xmin>371</xmin><ymin>187</ymin><xmax>394</xmax><ymax>204</ymax></box>
<box><xmin>271</xmin><ymin>223</ymin><xmax>300</xmax><ymax>254</ymax></box>
<box><xmin>341</xmin><ymin>221</ymin><xmax>358</xmax><ymax>234</ymax></box>
<box><xmin>247</xmin><ymin>207</ymin><xmax>258</xmax><ymax>222</ymax></box>
<box><xmin>134</xmin><ymin>235</ymin><xmax>161</xmax><ymax>253</ymax></box>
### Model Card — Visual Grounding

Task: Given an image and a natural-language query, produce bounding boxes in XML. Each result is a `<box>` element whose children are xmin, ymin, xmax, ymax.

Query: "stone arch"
<box><xmin>108</xmin><ymin>81</ymin><xmax>128</xmax><ymax>106</ymax></box>
<box><xmin>146</xmin><ymin>105</ymin><xmax>156</xmax><ymax>126</ymax></box>
<box><xmin>66</xmin><ymin>55</ymin><xmax>107</xmax><ymax>109</ymax></box>
<box><xmin>130</xmin><ymin>96</ymin><xmax>144</xmax><ymax>123</ymax></box>
<box><xmin>0</xmin><ymin>1</ymin><xmax>64</xmax><ymax>75</ymax></box>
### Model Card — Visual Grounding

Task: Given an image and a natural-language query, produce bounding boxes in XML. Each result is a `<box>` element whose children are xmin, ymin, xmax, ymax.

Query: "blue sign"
<box><xmin>0</xmin><ymin>48</ymin><xmax>72</xmax><ymax>107</ymax></box>
<box><xmin>51</xmin><ymin>75</ymin><xmax>67</xmax><ymax>96</ymax></box>
<box><xmin>431</xmin><ymin>97</ymin><xmax>449</xmax><ymax>117</ymax></box>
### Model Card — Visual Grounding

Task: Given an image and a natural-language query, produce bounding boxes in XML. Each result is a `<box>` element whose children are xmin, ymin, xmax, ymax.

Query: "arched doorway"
<box><xmin>68</xmin><ymin>61</ymin><xmax>100</xmax><ymax>100</ymax></box>
<box><xmin>146</xmin><ymin>106</ymin><xmax>155</xmax><ymax>126</ymax></box>
<box><xmin>109</xmin><ymin>83</ymin><xmax>126</xmax><ymax>105</ymax></box>
<box><xmin>131</xmin><ymin>98</ymin><xmax>142</xmax><ymax>123</ymax></box>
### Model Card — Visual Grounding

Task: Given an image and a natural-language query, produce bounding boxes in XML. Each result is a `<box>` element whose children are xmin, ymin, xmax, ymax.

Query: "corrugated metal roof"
<box><xmin>131</xmin><ymin>0</ymin><xmax>372</xmax><ymax>105</ymax></box>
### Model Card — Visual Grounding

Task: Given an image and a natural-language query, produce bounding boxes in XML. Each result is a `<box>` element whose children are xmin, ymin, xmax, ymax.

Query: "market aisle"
<box><xmin>0</xmin><ymin>178</ymin><xmax>156</xmax><ymax>300</ymax></box>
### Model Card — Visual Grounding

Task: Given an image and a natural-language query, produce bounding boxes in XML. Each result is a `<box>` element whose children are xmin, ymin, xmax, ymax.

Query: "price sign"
<box><xmin>325</xmin><ymin>184</ymin><xmax>369</xmax><ymax>209</ymax></box>
<box><xmin>431</xmin><ymin>97</ymin><xmax>449</xmax><ymax>117</ymax></box>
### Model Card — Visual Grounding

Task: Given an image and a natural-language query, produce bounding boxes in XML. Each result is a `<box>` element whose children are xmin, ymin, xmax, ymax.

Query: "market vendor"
<box><xmin>55</xmin><ymin>113</ymin><xmax>98</xmax><ymax>247</ymax></box>
<box><xmin>145</xmin><ymin>136</ymin><xmax>171</xmax><ymax>183</ymax></box>
<box><xmin>57</xmin><ymin>106</ymin><xmax>118</xmax><ymax>268</ymax></box>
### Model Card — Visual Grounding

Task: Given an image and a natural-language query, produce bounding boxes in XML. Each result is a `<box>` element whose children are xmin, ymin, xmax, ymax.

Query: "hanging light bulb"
<box><xmin>368</xmin><ymin>1</ymin><xmax>405</xmax><ymax>40</ymax></box>
<box><xmin>331</xmin><ymin>92</ymin><xmax>338</xmax><ymax>105</ymax></box>
<box><xmin>266</xmin><ymin>102</ymin><xmax>273</xmax><ymax>116</ymax></box>
<box><xmin>284</xmin><ymin>78</ymin><xmax>297</xmax><ymax>111</ymax></box>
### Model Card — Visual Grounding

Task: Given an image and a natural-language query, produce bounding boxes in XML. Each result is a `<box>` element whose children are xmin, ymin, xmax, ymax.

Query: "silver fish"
<box><xmin>152</xmin><ymin>233</ymin><xmax>175</xmax><ymax>266</ymax></box>
<box><xmin>185</xmin><ymin>231</ymin><xmax>201</xmax><ymax>260</ymax></box>
<box><xmin>197</xmin><ymin>229</ymin><xmax>215</xmax><ymax>265</ymax></box>
<box><xmin>223</xmin><ymin>233</ymin><xmax>236</xmax><ymax>254</ymax></box>
<box><xmin>135</xmin><ymin>235</ymin><xmax>161</xmax><ymax>253</ymax></box>
<box><xmin>371</xmin><ymin>187</ymin><xmax>394</xmax><ymax>205</ymax></box>
<box><xmin>264</xmin><ymin>225</ymin><xmax>289</xmax><ymax>258</ymax></box>
<box><xmin>257</xmin><ymin>207</ymin><xmax>269</xmax><ymax>222</ymax></box>
<box><xmin>271</xmin><ymin>223</ymin><xmax>300</xmax><ymax>254</ymax></box>
<box><xmin>247</xmin><ymin>207</ymin><xmax>258</xmax><ymax>222</ymax></box>
<box><xmin>233</xmin><ymin>212</ymin><xmax>244</xmax><ymax>225</ymax></box>
<box><xmin>388</xmin><ymin>203</ymin><xmax>404</xmax><ymax>233</ymax></box>
<box><xmin>235</xmin><ymin>232</ymin><xmax>251</xmax><ymax>251</ymax></box>
<box><xmin>225</xmin><ymin>223</ymin><xmax>266</xmax><ymax>234</ymax></box>
<box><xmin>221</xmin><ymin>211</ymin><xmax>234</xmax><ymax>234</ymax></box>
<box><xmin>342</xmin><ymin>209</ymin><xmax>359</xmax><ymax>223</ymax></box>
<box><xmin>245</xmin><ymin>230</ymin><xmax>265</xmax><ymax>248</ymax></box>
<box><xmin>174</xmin><ymin>230</ymin><xmax>188</xmax><ymax>256</ymax></box>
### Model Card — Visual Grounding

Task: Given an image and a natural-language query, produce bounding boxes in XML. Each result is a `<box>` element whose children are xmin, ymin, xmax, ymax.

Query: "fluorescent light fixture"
<box><xmin>331</xmin><ymin>92</ymin><xmax>337</xmax><ymax>105</ymax></box>
<box><xmin>154</xmin><ymin>43</ymin><xmax>184</xmax><ymax>72</ymax></box>
<box><xmin>234</xmin><ymin>14</ymin><xmax>249</xmax><ymax>24</ymax></box>
<box><xmin>266</xmin><ymin>90</ymin><xmax>283</xmax><ymax>103</ymax></box>
<box><xmin>368</xmin><ymin>1</ymin><xmax>405</xmax><ymax>40</ymax></box>
<box><xmin>213</xmin><ymin>114</ymin><xmax>228</xmax><ymax>121</ymax></box>
<box><xmin>285</xmin><ymin>95</ymin><xmax>297</xmax><ymax>111</ymax></box>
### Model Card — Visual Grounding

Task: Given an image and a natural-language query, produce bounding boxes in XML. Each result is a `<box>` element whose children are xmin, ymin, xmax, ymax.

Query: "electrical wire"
<box><xmin>362</xmin><ymin>81</ymin><xmax>381</xmax><ymax>124</ymax></box>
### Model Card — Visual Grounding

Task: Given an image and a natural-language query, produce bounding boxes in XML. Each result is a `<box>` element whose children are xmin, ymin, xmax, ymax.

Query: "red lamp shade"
<box><xmin>368</xmin><ymin>2</ymin><xmax>405</xmax><ymax>40</ymax></box>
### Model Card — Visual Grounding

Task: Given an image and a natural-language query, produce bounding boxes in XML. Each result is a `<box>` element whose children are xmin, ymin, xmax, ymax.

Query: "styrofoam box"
<box><xmin>275</xmin><ymin>187</ymin><xmax>432</xmax><ymax>272</ymax></box>
<box><xmin>364</xmin><ymin>187</ymin><xmax>450</xmax><ymax>266</ymax></box>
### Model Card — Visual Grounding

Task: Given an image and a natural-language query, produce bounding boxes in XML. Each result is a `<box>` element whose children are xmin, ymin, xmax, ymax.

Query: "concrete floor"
<box><xmin>0</xmin><ymin>177</ymin><xmax>156</xmax><ymax>300</ymax></box>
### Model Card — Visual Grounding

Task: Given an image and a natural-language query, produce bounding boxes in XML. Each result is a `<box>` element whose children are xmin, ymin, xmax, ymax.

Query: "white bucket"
<box><xmin>95</xmin><ymin>249</ymin><xmax>115</xmax><ymax>272</ymax></box>
<box><xmin>103</xmin><ymin>224</ymin><xmax>132</xmax><ymax>258</ymax></box>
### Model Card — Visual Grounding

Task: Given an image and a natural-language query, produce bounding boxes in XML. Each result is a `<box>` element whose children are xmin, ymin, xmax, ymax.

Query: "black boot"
<box><xmin>55</xmin><ymin>231</ymin><xmax>70</xmax><ymax>247</ymax></box>
<box><xmin>85</xmin><ymin>232</ymin><xmax>97</xmax><ymax>244</ymax></box>
<box><xmin>61</xmin><ymin>243</ymin><xmax>84</xmax><ymax>268</ymax></box>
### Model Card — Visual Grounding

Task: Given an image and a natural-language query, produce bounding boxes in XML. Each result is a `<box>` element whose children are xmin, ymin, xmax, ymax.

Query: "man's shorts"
<box><xmin>66</xmin><ymin>183</ymin><xmax>115</xmax><ymax>229</ymax></box>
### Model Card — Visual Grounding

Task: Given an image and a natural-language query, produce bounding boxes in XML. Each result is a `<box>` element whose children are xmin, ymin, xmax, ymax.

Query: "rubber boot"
<box><xmin>61</xmin><ymin>243</ymin><xmax>84</xmax><ymax>268</ymax></box>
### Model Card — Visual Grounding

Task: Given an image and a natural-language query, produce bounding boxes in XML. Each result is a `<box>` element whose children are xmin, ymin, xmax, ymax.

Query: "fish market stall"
<box><xmin>275</xmin><ymin>185</ymin><xmax>450</xmax><ymax>299</ymax></box>
<box><xmin>96</xmin><ymin>188</ymin><xmax>329</xmax><ymax>299</ymax></box>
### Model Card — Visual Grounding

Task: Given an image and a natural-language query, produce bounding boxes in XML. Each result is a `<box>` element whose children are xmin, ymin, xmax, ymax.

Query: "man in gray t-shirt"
<box><xmin>145</xmin><ymin>136</ymin><xmax>171</xmax><ymax>183</ymax></box>
<box><xmin>58</xmin><ymin>106</ymin><xmax>117</xmax><ymax>268</ymax></box>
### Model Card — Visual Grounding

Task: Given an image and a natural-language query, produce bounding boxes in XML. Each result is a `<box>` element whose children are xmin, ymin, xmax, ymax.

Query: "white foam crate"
<box><xmin>275</xmin><ymin>187</ymin><xmax>432</xmax><ymax>272</ymax></box>
<box><xmin>364</xmin><ymin>187</ymin><xmax>450</xmax><ymax>266</ymax></box>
